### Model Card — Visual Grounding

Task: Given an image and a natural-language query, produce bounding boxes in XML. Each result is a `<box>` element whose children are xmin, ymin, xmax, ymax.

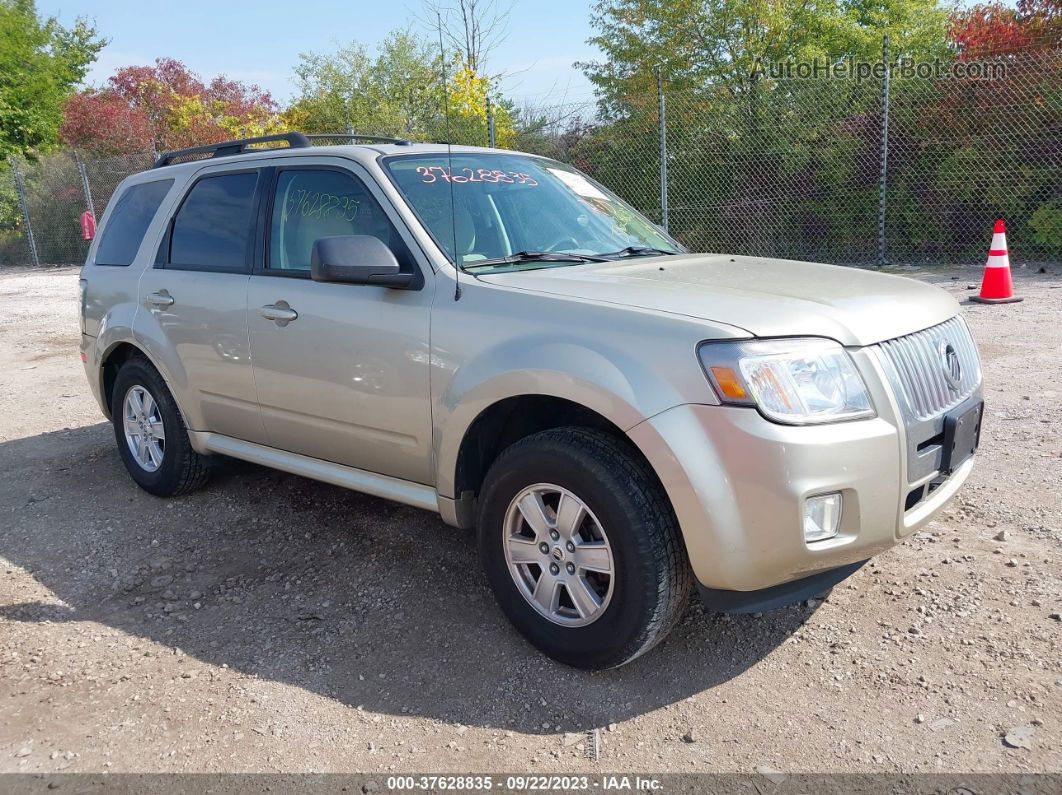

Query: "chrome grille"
<box><xmin>878</xmin><ymin>315</ymin><xmax>982</xmax><ymax>421</ymax></box>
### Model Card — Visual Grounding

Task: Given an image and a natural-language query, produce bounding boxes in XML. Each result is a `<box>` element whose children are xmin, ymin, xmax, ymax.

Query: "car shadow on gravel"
<box><xmin>0</xmin><ymin>424</ymin><xmax>812</xmax><ymax>734</ymax></box>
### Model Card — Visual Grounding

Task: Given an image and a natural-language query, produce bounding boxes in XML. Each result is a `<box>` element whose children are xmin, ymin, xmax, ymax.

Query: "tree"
<box><xmin>1024</xmin><ymin>0</ymin><xmax>1062</xmax><ymax>44</ymax></box>
<box><xmin>950</xmin><ymin>0</ymin><xmax>1062</xmax><ymax>57</ymax></box>
<box><xmin>60</xmin><ymin>92</ymin><xmax>153</xmax><ymax>155</ymax></box>
<box><xmin>580</xmin><ymin>0</ymin><xmax>953</xmax><ymax>111</ymax></box>
<box><xmin>447</xmin><ymin>53</ymin><xmax>517</xmax><ymax>146</ymax></box>
<box><xmin>511</xmin><ymin>99</ymin><xmax>594</xmax><ymax>158</ymax></box>
<box><xmin>0</xmin><ymin>0</ymin><xmax>104</xmax><ymax>157</ymax></box>
<box><xmin>61</xmin><ymin>58</ymin><xmax>283</xmax><ymax>155</ymax></box>
<box><xmin>289</xmin><ymin>29</ymin><xmax>516</xmax><ymax>146</ymax></box>
<box><xmin>568</xmin><ymin>0</ymin><xmax>961</xmax><ymax>259</ymax></box>
<box><xmin>422</xmin><ymin>0</ymin><xmax>511</xmax><ymax>75</ymax></box>
<box><xmin>290</xmin><ymin>31</ymin><xmax>442</xmax><ymax>137</ymax></box>
<box><xmin>422</xmin><ymin>0</ymin><xmax>514</xmax><ymax>142</ymax></box>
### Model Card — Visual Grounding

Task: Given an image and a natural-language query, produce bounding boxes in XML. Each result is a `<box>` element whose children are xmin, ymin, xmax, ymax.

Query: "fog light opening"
<box><xmin>804</xmin><ymin>492</ymin><xmax>842</xmax><ymax>543</ymax></box>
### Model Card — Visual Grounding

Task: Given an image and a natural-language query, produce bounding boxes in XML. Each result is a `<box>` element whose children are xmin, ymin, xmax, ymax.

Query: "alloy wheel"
<box><xmin>503</xmin><ymin>483</ymin><xmax>615</xmax><ymax>626</ymax></box>
<box><xmin>122</xmin><ymin>385</ymin><xmax>166</xmax><ymax>472</ymax></box>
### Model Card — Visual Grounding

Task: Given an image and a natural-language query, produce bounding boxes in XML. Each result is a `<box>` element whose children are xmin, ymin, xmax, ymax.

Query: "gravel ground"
<box><xmin>0</xmin><ymin>265</ymin><xmax>1059</xmax><ymax>775</ymax></box>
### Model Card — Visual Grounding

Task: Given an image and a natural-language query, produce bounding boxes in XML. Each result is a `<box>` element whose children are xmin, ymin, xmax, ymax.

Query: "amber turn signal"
<box><xmin>709</xmin><ymin>366</ymin><xmax>748</xmax><ymax>400</ymax></box>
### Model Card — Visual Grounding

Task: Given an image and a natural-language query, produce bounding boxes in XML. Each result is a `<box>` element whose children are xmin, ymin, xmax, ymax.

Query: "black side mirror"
<box><xmin>310</xmin><ymin>236</ymin><xmax>414</xmax><ymax>288</ymax></box>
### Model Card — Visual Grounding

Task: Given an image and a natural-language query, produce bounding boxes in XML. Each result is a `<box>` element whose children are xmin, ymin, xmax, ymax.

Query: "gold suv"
<box><xmin>80</xmin><ymin>133</ymin><xmax>983</xmax><ymax>668</ymax></box>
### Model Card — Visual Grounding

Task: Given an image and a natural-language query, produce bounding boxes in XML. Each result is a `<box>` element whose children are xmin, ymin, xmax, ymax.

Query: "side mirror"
<box><xmin>310</xmin><ymin>236</ymin><xmax>414</xmax><ymax>288</ymax></box>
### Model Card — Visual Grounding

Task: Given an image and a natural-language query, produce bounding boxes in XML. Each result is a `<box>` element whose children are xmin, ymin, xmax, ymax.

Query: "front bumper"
<box><xmin>698</xmin><ymin>560</ymin><xmax>868</xmax><ymax>613</ymax></box>
<box><xmin>627</xmin><ymin>393</ymin><xmax>978</xmax><ymax>597</ymax></box>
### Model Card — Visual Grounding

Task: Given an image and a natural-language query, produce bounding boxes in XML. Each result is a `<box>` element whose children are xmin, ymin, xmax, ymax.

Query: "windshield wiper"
<box><xmin>462</xmin><ymin>250</ymin><xmax>610</xmax><ymax>271</ymax></box>
<box><xmin>596</xmin><ymin>246</ymin><xmax>679</xmax><ymax>258</ymax></box>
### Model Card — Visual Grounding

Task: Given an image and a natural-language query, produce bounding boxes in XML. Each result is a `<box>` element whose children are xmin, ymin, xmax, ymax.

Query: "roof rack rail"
<box><xmin>152</xmin><ymin>131</ymin><xmax>417</xmax><ymax>169</ymax></box>
<box><xmin>153</xmin><ymin>133</ymin><xmax>311</xmax><ymax>168</ymax></box>
<box><xmin>304</xmin><ymin>133</ymin><xmax>413</xmax><ymax>146</ymax></box>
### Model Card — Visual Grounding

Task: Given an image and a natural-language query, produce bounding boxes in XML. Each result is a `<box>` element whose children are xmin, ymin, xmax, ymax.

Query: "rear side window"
<box><xmin>94</xmin><ymin>179</ymin><xmax>173</xmax><ymax>266</ymax></box>
<box><xmin>169</xmin><ymin>172</ymin><xmax>259</xmax><ymax>272</ymax></box>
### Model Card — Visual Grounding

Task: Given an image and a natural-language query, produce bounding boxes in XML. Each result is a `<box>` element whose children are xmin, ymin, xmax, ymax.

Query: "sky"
<box><xmin>37</xmin><ymin>0</ymin><xmax>602</xmax><ymax>107</ymax></box>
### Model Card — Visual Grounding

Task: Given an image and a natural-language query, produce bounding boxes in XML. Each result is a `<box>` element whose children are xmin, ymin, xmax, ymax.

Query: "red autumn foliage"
<box><xmin>949</xmin><ymin>0</ymin><xmax>1062</xmax><ymax>58</ymax></box>
<box><xmin>61</xmin><ymin>58</ymin><xmax>279</xmax><ymax>155</ymax></box>
<box><xmin>60</xmin><ymin>92</ymin><xmax>153</xmax><ymax>155</ymax></box>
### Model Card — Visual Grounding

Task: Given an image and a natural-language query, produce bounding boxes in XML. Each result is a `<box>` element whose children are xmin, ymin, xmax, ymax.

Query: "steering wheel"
<box><xmin>542</xmin><ymin>235</ymin><xmax>581</xmax><ymax>252</ymax></box>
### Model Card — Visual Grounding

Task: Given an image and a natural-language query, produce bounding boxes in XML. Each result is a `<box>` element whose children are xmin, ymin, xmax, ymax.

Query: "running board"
<box><xmin>189</xmin><ymin>431</ymin><xmax>439</xmax><ymax>513</ymax></box>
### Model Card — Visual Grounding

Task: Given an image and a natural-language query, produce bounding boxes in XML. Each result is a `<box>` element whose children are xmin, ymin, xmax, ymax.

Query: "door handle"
<box><xmin>259</xmin><ymin>303</ymin><xmax>298</xmax><ymax>325</ymax></box>
<box><xmin>146</xmin><ymin>291</ymin><xmax>174</xmax><ymax>308</ymax></box>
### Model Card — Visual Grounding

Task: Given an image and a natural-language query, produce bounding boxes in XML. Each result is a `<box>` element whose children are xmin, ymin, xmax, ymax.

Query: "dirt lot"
<box><xmin>0</xmin><ymin>265</ymin><xmax>1060</xmax><ymax>775</ymax></box>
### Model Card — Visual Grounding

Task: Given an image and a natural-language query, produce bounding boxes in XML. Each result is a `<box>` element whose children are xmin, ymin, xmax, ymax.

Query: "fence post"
<box><xmin>656</xmin><ymin>65</ymin><xmax>669</xmax><ymax>231</ymax></box>
<box><xmin>877</xmin><ymin>34</ymin><xmax>890</xmax><ymax>267</ymax></box>
<box><xmin>8</xmin><ymin>157</ymin><xmax>40</xmax><ymax>267</ymax></box>
<box><xmin>486</xmin><ymin>95</ymin><xmax>496</xmax><ymax>148</ymax></box>
<box><xmin>76</xmin><ymin>151</ymin><xmax>95</xmax><ymax>216</ymax></box>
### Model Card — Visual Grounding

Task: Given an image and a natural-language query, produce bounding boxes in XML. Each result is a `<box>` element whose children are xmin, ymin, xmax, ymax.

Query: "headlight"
<box><xmin>698</xmin><ymin>338</ymin><xmax>875</xmax><ymax>424</ymax></box>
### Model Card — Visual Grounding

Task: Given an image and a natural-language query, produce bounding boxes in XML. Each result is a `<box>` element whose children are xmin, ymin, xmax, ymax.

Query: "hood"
<box><xmin>476</xmin><ymin>254</ymin><xmax>959</xmax><ymax>346</ymax></box>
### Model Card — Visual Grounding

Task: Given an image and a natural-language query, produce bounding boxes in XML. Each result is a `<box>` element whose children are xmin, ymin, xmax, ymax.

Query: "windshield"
<box><xmin>384</xmin><ymin>153</ymin><xmax>682</xmax><ymax>271</ymax></box>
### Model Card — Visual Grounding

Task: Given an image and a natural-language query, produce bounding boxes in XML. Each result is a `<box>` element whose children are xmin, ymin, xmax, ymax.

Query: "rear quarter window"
<box><xmin>94</xmin><ymin>179</ymin><xmax>174</xmax><ymax>266</ymax></box>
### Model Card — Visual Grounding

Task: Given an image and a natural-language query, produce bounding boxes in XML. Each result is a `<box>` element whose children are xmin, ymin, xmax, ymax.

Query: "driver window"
<box><xmin>268</xmin><ymin>169</ymin><xmax>399</xmax><ymax>271</ymax></box>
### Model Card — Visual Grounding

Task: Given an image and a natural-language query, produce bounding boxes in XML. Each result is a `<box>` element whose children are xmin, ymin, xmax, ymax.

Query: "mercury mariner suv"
<box><xmin>80</xmin><ymin>133</ymin><xmax>983</xmax><ymax>669</ymax></box>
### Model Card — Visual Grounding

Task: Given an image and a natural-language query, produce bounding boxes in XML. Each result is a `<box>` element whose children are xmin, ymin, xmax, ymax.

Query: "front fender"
<box><xmin>429</xmin><ymin>278</ymin><xmax>748</xmax><ymax>501</ymax></box>
<box><xmin>434</xmin><ymin>336</ymin><xmax>691</xmax><ymax>500</ymax></box>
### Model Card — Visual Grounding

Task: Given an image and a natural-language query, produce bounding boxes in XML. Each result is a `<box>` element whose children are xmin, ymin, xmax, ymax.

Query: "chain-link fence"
<box><xmin>2</xmin><ymin>39</ymin><xmax>1059</xmax><ymax>268</ymax></box>
<box><xmin>521</xmin><ymin>42</ymin><xmax>1061</xmax><ymax>267</ymax></box>
<box><xmin>1</xmin><ymin>149</ymin><xmax>157</xmax><ymax>267</ymax></box>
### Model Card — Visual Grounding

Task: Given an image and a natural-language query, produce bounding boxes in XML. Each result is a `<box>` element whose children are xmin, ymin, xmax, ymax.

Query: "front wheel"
<box><xmin>477</xmin><ymin>428</ymin><xmax>692</xmax><ymax>669</ymax></box>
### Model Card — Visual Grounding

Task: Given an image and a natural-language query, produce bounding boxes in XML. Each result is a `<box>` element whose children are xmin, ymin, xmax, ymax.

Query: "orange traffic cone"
<box><xmin>970</xmin><ymin>220</ymin><xmax>1022</xmax><ymax>304</ymax></box>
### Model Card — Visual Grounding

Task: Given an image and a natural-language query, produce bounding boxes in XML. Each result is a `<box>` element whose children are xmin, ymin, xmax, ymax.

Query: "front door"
<box><xmin>246</xmin><ymin>162</ymin><xmax>434</xmax><ymax>484</ymax></box>
<box><xmin>136</xmin><ymin>167</ymin><xmax>267</xmax><ymax>444</ymax></box>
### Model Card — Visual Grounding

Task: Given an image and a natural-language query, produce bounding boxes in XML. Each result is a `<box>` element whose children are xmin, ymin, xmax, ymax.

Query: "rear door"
<box><xmin>245</xmin><ymin>158</ymin><xmax>434</xmax><ymax>484</ymax></box>
<box><xmin>135</xmin><ymin>166</ymin><xmax>268</xmax><ymax>443</ymax></box>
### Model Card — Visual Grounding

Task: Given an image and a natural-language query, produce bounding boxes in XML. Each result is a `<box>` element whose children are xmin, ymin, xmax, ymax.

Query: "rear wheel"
<box><xmin>477</xmin><ymin>428</ymin><xmax>691</xmax><ymax>669</ymax></box>
<box><xmin>111</xmin><ymin>356</ymin><xmax>210</xmax><ymax>497</ymax></box>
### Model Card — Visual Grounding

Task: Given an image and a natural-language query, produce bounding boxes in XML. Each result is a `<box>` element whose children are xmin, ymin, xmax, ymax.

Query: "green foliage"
<box><xmin>0</xmin><ymin>164</ymin><xmax>20</xmax><ymax>235</ymax></box>
<box><xmin>573</xmin><ymin>0</ymin><xmax>952</xmax><ymax>258</ymax></box>
<box><xmin>561</xmin><ymin>0</ymin><xmax>1062</xmax><ymax>264</ymax></box>
<box><xmin>289</xmin><ymin>31</ymin><xmax>448</xmax><ymax>139</ymax></box>
<box><xmin>1030</xmin><ymin>199</ymin><xmax>1062</xmax><ymax>250</ymax></box>
<box><xmin>0</xmin><ymin>0</ymin><xmax>105</xmax><ymax>157</ymax></box>
<box><xmin>288</xmin><ymin>30</ymin><xmax>513</xmax><ymax>147</ymax></box>
<box><xmin>581</xmin><ymin>0</ymin><xmax>953</xmax><ymax>113</ymax></box>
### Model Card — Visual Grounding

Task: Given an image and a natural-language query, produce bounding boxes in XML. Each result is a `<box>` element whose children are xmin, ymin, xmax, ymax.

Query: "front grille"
<box><xmin>878</xmin><ymin>315</ymin><xmax>981</xmax><ymax>421</ymax></box>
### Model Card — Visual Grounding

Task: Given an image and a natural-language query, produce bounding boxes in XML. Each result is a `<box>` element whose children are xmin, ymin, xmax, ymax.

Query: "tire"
<box><xmin>477</xmin><ymin>427</ymin><xmax>692</xmax><ymax>670</ymax></box>
<box><xmin>111</xmin><ymin>356</ymin><xmax>210</xmax><ymax>497</ymax></box>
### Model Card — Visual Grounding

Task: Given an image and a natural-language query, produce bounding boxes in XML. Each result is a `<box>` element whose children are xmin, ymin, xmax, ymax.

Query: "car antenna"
<box><xmin>438</xmin><ymin>14</ymin><xmax>461</xmax><ymax>301</ymax></box>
